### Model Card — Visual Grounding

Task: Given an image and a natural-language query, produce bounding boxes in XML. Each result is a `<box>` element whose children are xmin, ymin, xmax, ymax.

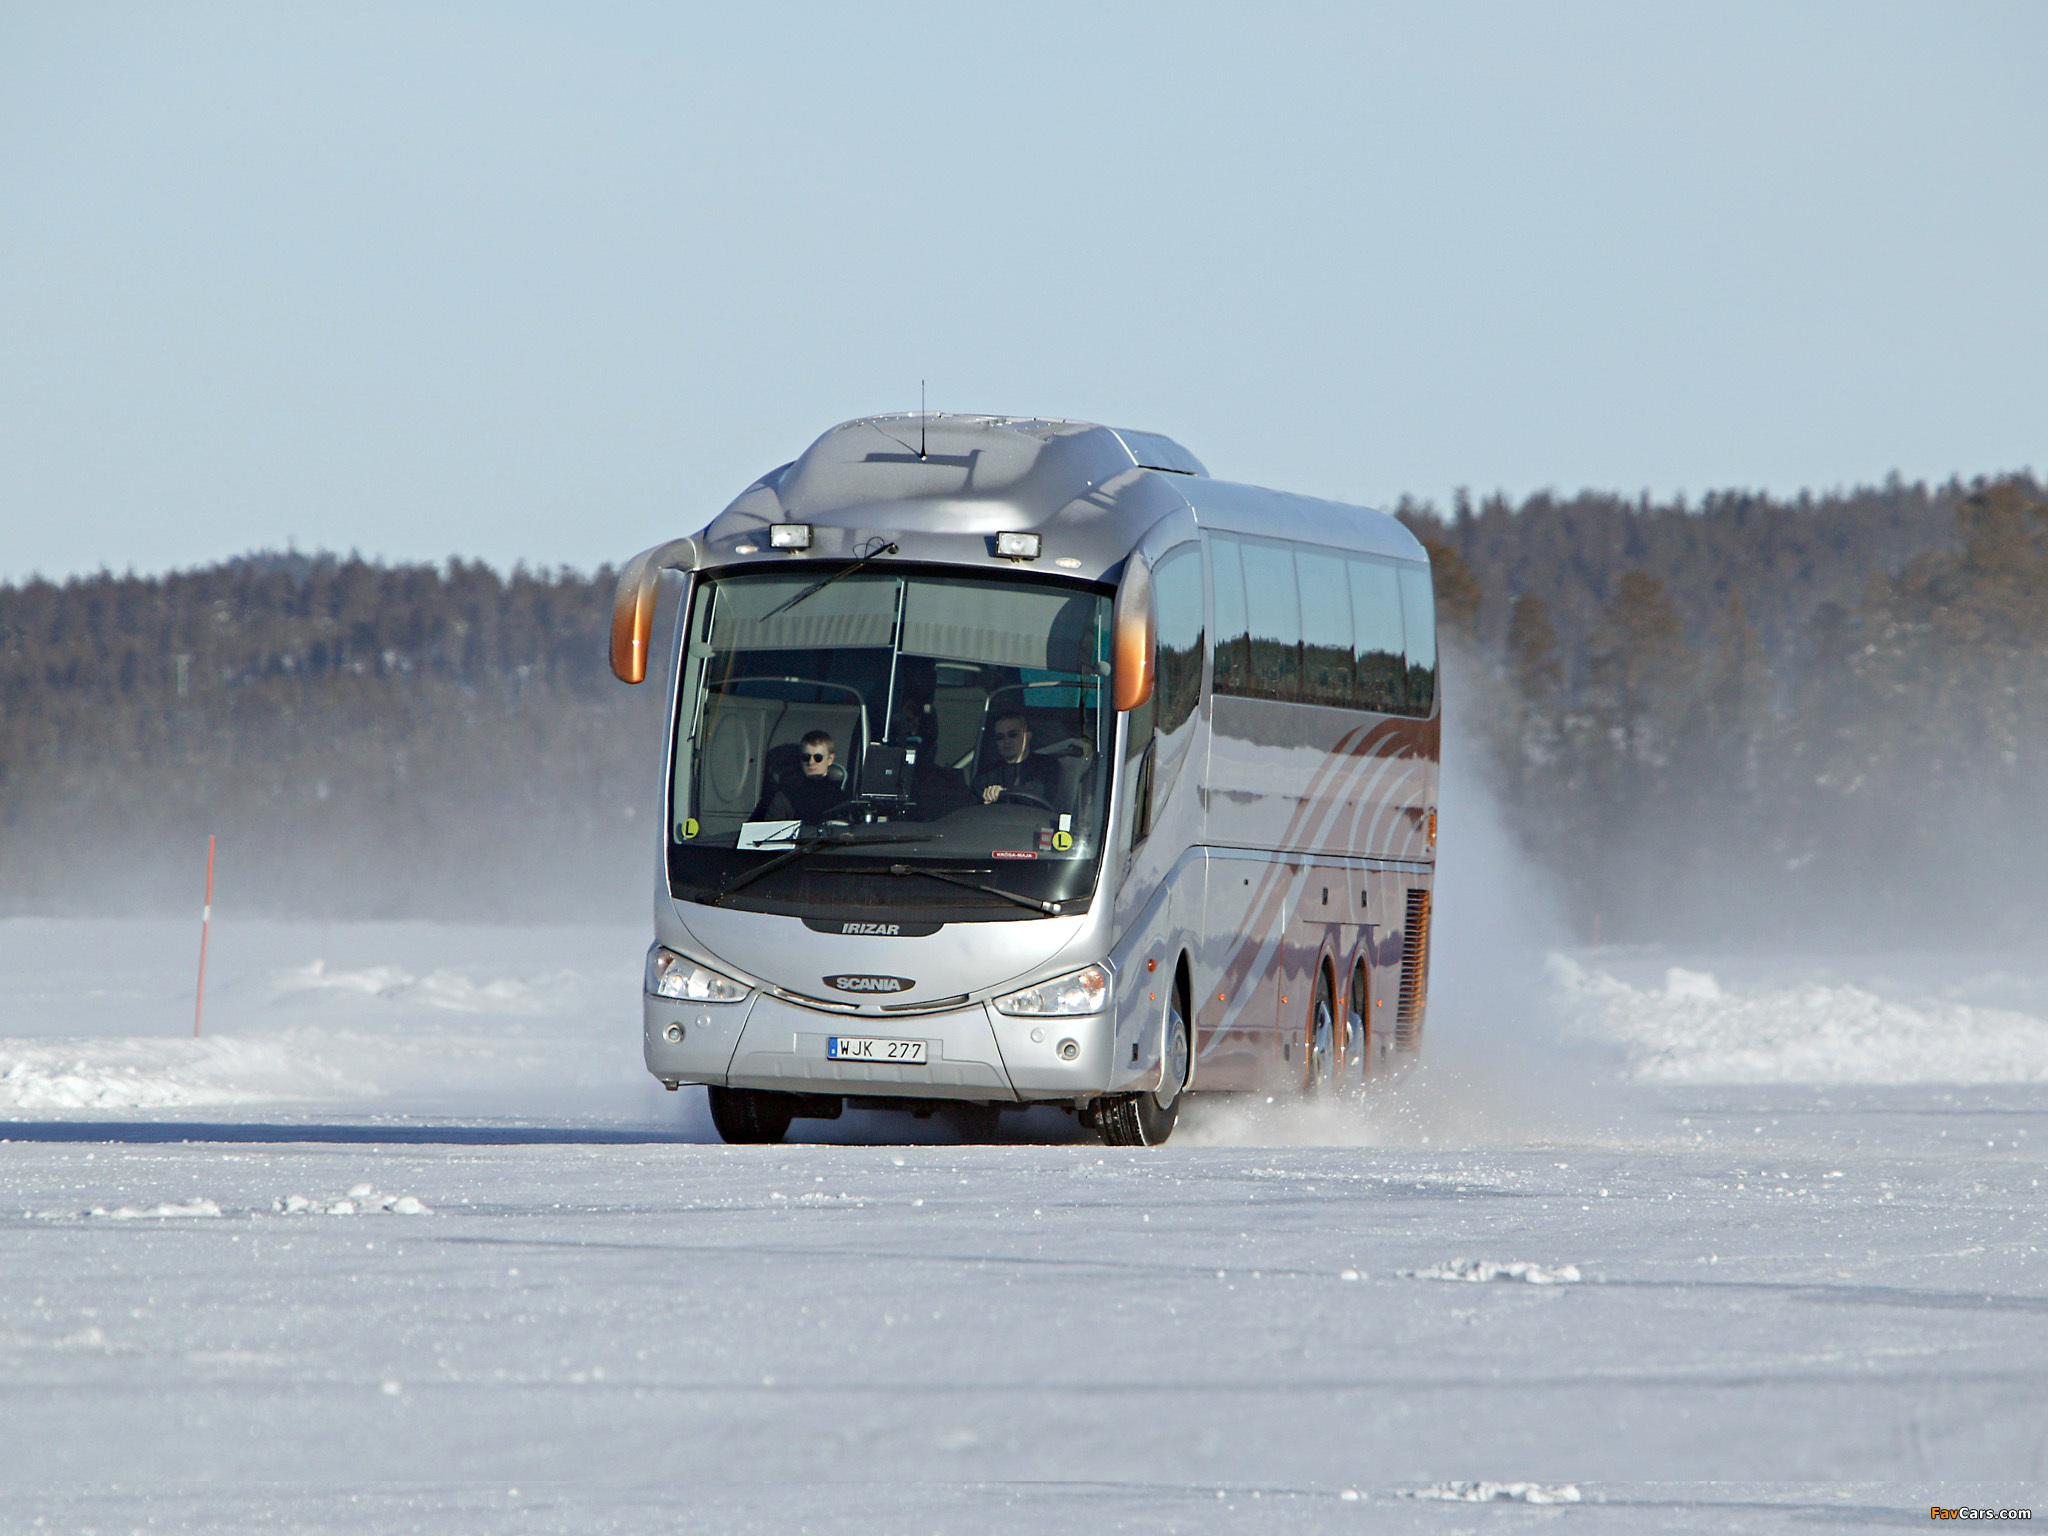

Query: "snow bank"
<box><xmin>1554</xmin><ymin>955</ymin><xmax>2048</xmax><ymax>1084</ymax></box>
<box><xmin>0</xmin><ymin>1036</ymin><xmax>358</xmax><ymax>1111</ymax></box>
<box><xmin>268</xmin><ymin>958</ymin><xmax>581</xmax><ymax>1014</ymax></box>
<box><xmin>0</xmin><ymin>922</ymin><xmax>657</xmax><ymax>1120</ymax></box>
<box><xmin>277</xmin><ymin>1183</ymin><xmax>431</xmax><ymax>1216</ymax></box>
<box><xmin>1409</xmin><ymin>1482</ymin><xmax>1582</xmax><ymax>1504</ymax></box>
<box><xmin>85</xmin><ymin>1198</ymin><xmax>222</xmax><ymax>1220</ymax></box>
<box><xmin>1406</xmin><ymin>1258</ymin><xmax>1582</xmax><ymax>1284</ymax></box>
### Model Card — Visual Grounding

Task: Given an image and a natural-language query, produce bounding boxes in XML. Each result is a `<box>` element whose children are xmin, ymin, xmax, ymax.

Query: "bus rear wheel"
<box><xmin>708</xmin><ymin>1086</ymin><xmax>794</xmax><ymax>1144</ymax></box>
<box><xmin>1098</xmin><ymin>990</ymin><xmax>1189</xmax><ymax>1147</ymax></box>
<box><xmin>1344</xmin><ymin>959</ymin><xmax>1374</xmax><ymax>1082</ymax></box>
<box><xmin>1304</xmin><ymin>964</ymin><xmax>1337</xmax><ymax>1093</ymax></box>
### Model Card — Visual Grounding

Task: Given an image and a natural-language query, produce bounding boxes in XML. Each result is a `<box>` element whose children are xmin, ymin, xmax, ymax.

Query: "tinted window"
<box><xmin>1209</xmin><ymin>533</ymin><xmax>1250</xmax><ymax>696</ymax></box>
<box><xmin>1152</xmin><ymin>544</ymin><xmax>1205</xmax><ymax>735</ymax></box>
<box><xmin>1398</xmin><ymin>563</ymin><xmax>1437</xmax><ymax>717</ymax></box>
<box><xmin>1211</xmin><ymin>536</ymin><xmax>1433</xmax><ymax>718</ymax></box>
<box><xmin>1238</xmin><ymin>537</ymin><xmax>1301</xmax><ymax>702</ymax></box>
<box><xmin>1296</xmin><ymin>545</ymin><xmax>1353</xmax><ymax>708</ymax></box>
<box><xmin>1348</xmin><ymin>555</ymin><xmax>1406</xmax><ymax>713</ymax></box>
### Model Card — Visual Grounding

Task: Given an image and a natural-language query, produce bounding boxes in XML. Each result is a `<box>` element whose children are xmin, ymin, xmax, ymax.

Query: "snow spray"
<box><xmin>1177</xmin><ymin>709</ymin><xmax>1625</xmax><ymax>1151</ymax></box>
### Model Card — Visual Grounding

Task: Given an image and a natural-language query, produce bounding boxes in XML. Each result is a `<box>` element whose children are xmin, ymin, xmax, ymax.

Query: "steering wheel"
<box><xmin>983</xmin><ymin>790</ymin><xmax>1056</xmax><ymax>811</ymax></box>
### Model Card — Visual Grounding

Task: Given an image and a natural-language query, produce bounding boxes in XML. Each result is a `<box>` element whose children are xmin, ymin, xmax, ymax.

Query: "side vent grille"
<box><xmin>1395</xmin><ymin>888</ymin><xmax>1432</xmax><ymax>1049</ymax></box>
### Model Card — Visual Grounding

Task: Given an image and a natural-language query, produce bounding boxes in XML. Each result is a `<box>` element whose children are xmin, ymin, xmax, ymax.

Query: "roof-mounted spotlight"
<box><xmin>995</xmin><ymin>531</ymin><xmax>1042</xmax><ymax>561</ymax></box>
<box><xmin>768</xmin><ymin>524</ymin><xmax>813</xmax><ymax>550</ymax></box>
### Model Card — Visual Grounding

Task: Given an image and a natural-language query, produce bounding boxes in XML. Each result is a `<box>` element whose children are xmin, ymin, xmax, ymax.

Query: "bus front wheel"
<box><xmin>708</xmin><ymin>1086</ymin><xmax>794</xmax><ymax>1144</ymax></box>
<box><xmin>1098</xmin><ymin>991</ymin><xmax>1189</xmax><ymax>1147</ymax></box>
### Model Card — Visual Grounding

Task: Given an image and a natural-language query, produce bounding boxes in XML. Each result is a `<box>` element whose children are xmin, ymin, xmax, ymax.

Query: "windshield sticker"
<box><xmin>737</xmin><ymin>819</ymin><xmax>802</xmax><ymax>849</ymax></box>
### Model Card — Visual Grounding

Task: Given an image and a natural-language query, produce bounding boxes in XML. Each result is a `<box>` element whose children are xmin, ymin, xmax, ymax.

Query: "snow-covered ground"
<box><xmin>3</xmin><ymin>917</ymin><xmax>2045</xmax><ymax>1531</ymax></box>
<box><xmin>0</xmin><ymin>918</ymin><xmax>669</xmax><ymax>1123</ymax></box>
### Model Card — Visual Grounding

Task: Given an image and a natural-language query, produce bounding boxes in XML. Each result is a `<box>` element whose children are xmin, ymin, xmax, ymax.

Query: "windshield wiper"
<box><xmin>886</xmin><ymin>863</ymin><xmax>1065</xmax><ymax>917</ymax></box>
<box><xmin>702</xmin><ymin>829</ymin><xmax>936</xmax><ymax>905</ymax></box>
<box><xmin>762</xmin><ymin>539</ymin><xmax>900</xmax><ymax>619</ymax></box>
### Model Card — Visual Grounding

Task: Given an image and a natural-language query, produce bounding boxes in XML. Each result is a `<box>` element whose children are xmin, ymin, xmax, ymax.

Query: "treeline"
<box><xmin>0</xmin><ymin>553</ymin><xmax>659</xmax><ymax>918</ymax></box>
<box><xmin>4</xmin><ymin>475</ymin><xmax>2041</xmax><ymax>939</ymax></box>
<box><xmin>1403</xmin><ymin>475</ymin><xmax>2048</xmax><ymax>944</ymax></box>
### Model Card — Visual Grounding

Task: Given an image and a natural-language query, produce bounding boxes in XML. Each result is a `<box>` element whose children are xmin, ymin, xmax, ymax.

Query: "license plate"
<box><xmin>827</xmin><ymin>1035</ymin><xmax>929</xmax><ymax>1065</ymax></box>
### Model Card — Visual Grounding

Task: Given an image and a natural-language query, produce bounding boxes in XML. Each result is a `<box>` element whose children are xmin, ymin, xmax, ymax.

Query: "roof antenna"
<box><xmin>919</xmin><ymin>379</ymin><xmax>926</xmax><ymax>460</ymax></box>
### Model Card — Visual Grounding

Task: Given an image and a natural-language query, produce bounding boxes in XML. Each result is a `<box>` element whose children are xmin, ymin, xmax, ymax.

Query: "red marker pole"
<box><xmin>194</xmin><ymin>835</ymin><xmax>216</xmax><ymax>1037</ymax></box>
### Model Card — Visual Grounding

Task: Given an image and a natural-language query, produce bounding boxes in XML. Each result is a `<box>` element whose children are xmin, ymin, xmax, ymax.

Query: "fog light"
<box><xmin>1057</xmin><ymin>1038</ymin><xmax>1079</xmax><ymax>1060</ymax></box>
<box><xmin>995</xmin><ymin>531</ymin><xmax>1041</xmax><ymax>560</ymax></box>
<box><xmin>664</xmin><ymin>1023</ymin><xmax>684</xmax><ymax>1043</ymax></box>
<box><xmin>769</xmin><ymin>523</ymin><xmax>813</xmax><ymax>550</ymax></box>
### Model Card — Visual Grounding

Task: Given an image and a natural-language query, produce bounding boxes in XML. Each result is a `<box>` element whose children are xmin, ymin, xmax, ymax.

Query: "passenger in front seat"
<box><xmin>756</xmin><ymin>730</ymin><xmax>848</xmax><ymax>823</ymax></box>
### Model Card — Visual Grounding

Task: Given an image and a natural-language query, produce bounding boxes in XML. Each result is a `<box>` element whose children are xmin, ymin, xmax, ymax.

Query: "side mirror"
<box><xmin>1111</xmin><ymin>555</ymin><xmax>1155</xmax><ymax>713</ymax></box>
<box><xmin>609</xmin><ymin>538</ymin><xmax>698</xmax><ymax>683</ymax></box>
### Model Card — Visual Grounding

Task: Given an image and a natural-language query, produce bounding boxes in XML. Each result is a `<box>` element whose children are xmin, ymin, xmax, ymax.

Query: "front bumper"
<box><xmin>641</xmin><ymin>990</ymin><xmax>1115</xmax><ymax>1102</ymax></box>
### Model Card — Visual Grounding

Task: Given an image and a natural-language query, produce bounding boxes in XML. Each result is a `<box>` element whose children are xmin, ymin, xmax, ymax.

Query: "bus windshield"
<box><xmin>666</xmin><ymin>565</ymin><xmax>1116</xmax><ymax>919</ymax></box>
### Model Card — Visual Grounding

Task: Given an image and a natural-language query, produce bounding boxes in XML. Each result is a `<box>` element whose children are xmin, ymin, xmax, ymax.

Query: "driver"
<box><xmin>973</xmin><ymin>711</ymin><xmax>1059</xmax><ymax>806</ymax></box>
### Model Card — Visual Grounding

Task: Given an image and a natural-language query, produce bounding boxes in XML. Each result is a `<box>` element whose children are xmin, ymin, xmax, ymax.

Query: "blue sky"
<box><xmin>3</xmin><ymin>2</ymin><xmax>2042</xmax><ymax>581</ymax></box>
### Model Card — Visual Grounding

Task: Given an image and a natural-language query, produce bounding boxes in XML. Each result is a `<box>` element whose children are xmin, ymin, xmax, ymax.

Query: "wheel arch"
<box><xmin>1173</xmin><ymin>950</ymin><xmax>1195</xmax><ymax>1093</ymax></box>
<box><xmin>1308</xmin><ymin>947</ymin><xmax>1340</xmax><ymax>1042</ymax></box>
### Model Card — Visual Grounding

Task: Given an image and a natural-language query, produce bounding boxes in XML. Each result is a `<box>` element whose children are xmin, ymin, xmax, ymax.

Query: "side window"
<box><xmin>1398</xmin><ymin>563</ymin><xmax>1437</xmax><ymax>718</ymax></box>
<box><xmin>1152</xmin><ymin>544</ymin><xmax>1205</xmax><ymax>735</ymax></box>
<box><xmin>1209</xmin><ymin>533</ymin><xmax>1250</xmax><ymax>697</ymax></box>
<box><xmin>1347</xmin><ymin>555</ymin><xmax>1406</xmax><ymax>713</ymax></box>
<box><xmin>1238</xmin><ymin>536</ymin><xmax>1302</xmax><ymax>702</ymax></box>
<box><xmin>1295</xmin><ymin>545</ymin><xmax>1353</xmax><ymax>708</ymax></box>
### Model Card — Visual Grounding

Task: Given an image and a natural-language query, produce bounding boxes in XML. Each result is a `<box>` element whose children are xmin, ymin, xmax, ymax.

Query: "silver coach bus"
<box><xmin>610</xmin><ymin>415</ymin><xmax>1438</xmax><ymax>1145</ymax></box>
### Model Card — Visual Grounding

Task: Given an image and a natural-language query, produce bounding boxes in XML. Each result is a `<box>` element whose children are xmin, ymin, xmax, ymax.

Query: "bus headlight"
<box><xmin>993</xmin><ymin>965</ymin><xmax>1108</xmax><ymax>1017</ymax></box>
<box><xmin>645</xmin><ymin>947</ymin><xmax>750</xmax><ymax>1003</ymax></box>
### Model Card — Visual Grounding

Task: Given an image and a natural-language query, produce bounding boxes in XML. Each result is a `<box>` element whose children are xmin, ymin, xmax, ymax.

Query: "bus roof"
<box><xmin>691</xmin><ymin>414</ymin><xmax>1427</xmax><ymax>579</ymax></box>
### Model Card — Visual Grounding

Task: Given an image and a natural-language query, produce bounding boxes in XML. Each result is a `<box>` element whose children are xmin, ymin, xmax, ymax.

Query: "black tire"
<box><xmin>1345</xmin><ymin>960</ymin><xmax>1371</xmax><ymax>1082</ymax></box>
<box><xmin>1098</xmin><ymin>988</ymin><xmax>1189</xmax><ymax>1147</ymax></box>
<box><xmin>1304</xmin><ymin>964</ymin><xmax>1337</xmax><ymax>1093</ymax></box>
<box><xmin>707</xmin><ymin>1086</ymin><xmax>794</xmax><ymax>1144</ymax></box>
